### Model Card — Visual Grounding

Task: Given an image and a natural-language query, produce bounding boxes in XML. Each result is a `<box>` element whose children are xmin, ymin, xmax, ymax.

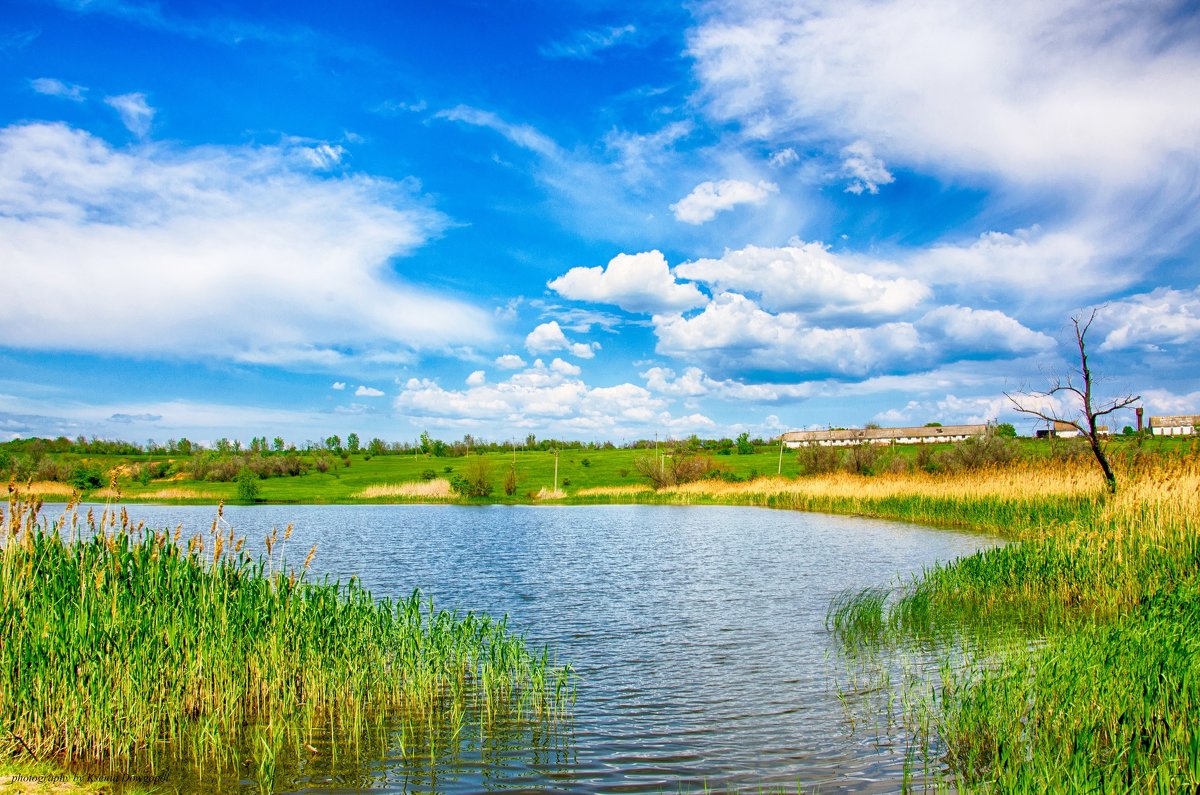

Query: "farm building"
<box><xmin>782</xmin><ymin>424</ymin><xmax>988</xmax><ymax>447</ymax></box>
<box><xmin>1148</xmin><ymin>415</ymin><xmax>1200</xmax><ymax>436</ymax></box>
<box><xmin>1034</xmin><ymin>421</ymin><xmax>1109</xmax><ymax>439</ymax></box>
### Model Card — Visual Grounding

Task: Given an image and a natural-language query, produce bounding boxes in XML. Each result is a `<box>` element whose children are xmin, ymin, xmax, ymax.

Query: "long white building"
<box><xmin>782</xmin><ymin>424</ymin><xmax>988</xmax><ymax>447</ymax></box>
<box><xmin>1148</xmin><ymin>415</ymin><xmax>1200</xmax><ymax>436</ymax></box>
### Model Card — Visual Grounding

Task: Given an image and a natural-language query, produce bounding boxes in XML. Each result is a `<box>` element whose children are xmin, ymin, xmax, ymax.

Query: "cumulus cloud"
<box><xmin>676</xmin><ymin>242</ymin><xmax>928</xmax><ymax>320</ymax></box>
<box><xmin>31</xmin><ymin>77</ymin><xmax>86</xmax><ymax>102</ymax></box>
<box><xmin>0</xmin><ymin>122</ymin><xmax>493</xmax><ymax>365</ymax></box>
<box><xmin>642</xmin><ymin>366</ymin><xmax>817</xmax><ymax>402</ymax></box>
<box><xmin>840</xmin><ymin>140</ymin><xmax>893</xmax><ymax>194</ymax></box>
<box><xmin>524</xmin><ymin>321</ymin><xmax>598</xmax><ymax>359</ymax></box>
<box><xmin>652</xmin><ymin>292</ymin><xmax>1050</xmax><ymax>378</ymax></box>
<box><xmin>331</xmin><ymin>382</ymin><xmax>346</xmax><ymax>390</ymax></box>
<box><xmin>104</xmin><ymin>92</ymin><xmax>155</xmax><ymax>137</ymax></box>
<box><xmin>494</xmin><ymin>354</ymin><xmax>527</xmax><ymax>369</ymax></box>
<box><xmin>916</xmin><ymin>305</ymin><xmax>1055</xmax><ymax>357</ymax></box>
<box><xmin>465</xmin><ymin>370</ymin><xmax>487</xmax><ymax>386</ymax></box>
<box><xmin>548</xmin><ymin>250</ymin><xmax>707</xmax><ymax>314</ymax></box>
<box><xmin>550</xmin><ymin>358</ymin><xmax>581</xmax><ymax>376</ymax></box>
<box><xmin>670</xmin><ymin>178</ymin><xmax>778</xmax><ymax>224</ymax></box>
<box><xmin>394</xmin><ymin>360</ymin><xmax>703</xmax><ymax>435</ymax></box>
<box><xmin>1098</xmin><ymin>287</ymin><xmax>1200</xmax><ymax>351</ymax></box>
<box><xmin>355</xmin><ymin>385</ymin><xmax>385</xmax><ymax>397</ymax></box>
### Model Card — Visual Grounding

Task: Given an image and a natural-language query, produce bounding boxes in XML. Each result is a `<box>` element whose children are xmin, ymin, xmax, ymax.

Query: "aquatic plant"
<box><xmin>823</xmin><ymin>453</ymin><xmax>1200</xmax><ymax>790</ymax></box>
<box><xmin>0</xmin><ymin>493</ymin><xmax>571</xmax><ymax>789</ymax></box>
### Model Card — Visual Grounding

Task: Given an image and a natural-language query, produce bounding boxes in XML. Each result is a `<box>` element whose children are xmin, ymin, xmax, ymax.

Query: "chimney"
<box><xmin>1136</xmin><ymin>407</ymin><xmax>1144</xmax><ymax>433</ymax></box>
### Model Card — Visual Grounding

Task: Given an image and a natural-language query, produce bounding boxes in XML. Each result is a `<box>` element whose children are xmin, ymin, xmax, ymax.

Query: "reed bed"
<box><xmin>5</xmin><ymin>481</ymin><xmax>76</xmax><ymax>498</ymax></box>
<box><xmin>92</xmin><ymin>486</ymin><xmax>221</xmax><ymax>501</ymax></box>
<box><xmin>818</xmin><ymin>453</ymin><xmax>1200</xmax><ymax>791</ymax></box>
<box><xmin>0</xmin><ymin>493</ymin><xmax>571</xmax><ymax>790</ymax></box>
<box><xmin>353</xmin><ymin>479</ymin><xmax>455</xmax><ymax>499</ymax></box>
<box><xmin>572</xmin><ymin>484</ymin><xmax>653</xmax><ymax>497</ymax></box>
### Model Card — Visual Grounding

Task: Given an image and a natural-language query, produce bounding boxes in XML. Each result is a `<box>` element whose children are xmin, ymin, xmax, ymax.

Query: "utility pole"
<box><xmin>777</xmin><ymin>434</ymin><xmax>785</xmax><ymax>475</ymax></box>
<box><xmin>553</xmin><ymin>448</ymin><xmax>559</xmax><ymax>492</ymax></box>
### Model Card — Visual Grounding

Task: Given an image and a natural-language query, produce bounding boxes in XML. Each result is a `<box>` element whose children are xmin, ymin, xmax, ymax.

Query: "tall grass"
<box><xmin>0</xmin><ymin>493</ymin><xmax>572</xmax><ymax>789</ymax></box>
<box><xmin>814</xmin><ymin>452</ymin><xmax>1200</xmax><ymax>791</ymax></box>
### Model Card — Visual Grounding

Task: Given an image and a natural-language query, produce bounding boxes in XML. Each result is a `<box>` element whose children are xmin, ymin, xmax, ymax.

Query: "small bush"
<box><xmin>795</xmin><ymin>443</ymin><xmax>841</xmax><ymax>475</ymax></box>
<box><xmin>635</xmin><ymin>451</ymin><xmax>720</xmax><ymax>489</ymax></box>
<box><xmin>844</xmin><ymin>442</ymin><xmax>881</xmax><ymax>475</ymax></box>
<box><xmin>70</xmin><ymin>465</ymin><xmax>104</xmax><ymax>491</ymax></box>
<box><xmin>581</xmin><ymin>458</ymin><xmax>591</xmax><ymax>467</ymax></box>
<box><xmin>235</xmin><ymin>468</ymin><xmax>260</xmax><ymax>502</ymax></box>
<box><xmin>503</xmin><ymin>466</ymin><xmax>518</xmax><ymax>496</ymax></box>
<box><xmin>451</xmin><ymin>457</ymin><xmax>493</xmax><ymax>497</ymax></box>
<box><xmin>420</xmin><ymin>469</ymin><xmax>437</xmax><ymax>480</ymax></box>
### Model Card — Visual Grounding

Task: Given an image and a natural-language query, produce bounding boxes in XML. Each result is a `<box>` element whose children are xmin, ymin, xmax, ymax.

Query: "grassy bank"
<box><xmin>811</xmin><ymin>455</ymin><xmax>1200</xmax><ymax>790</ymax></box>
<box><xmin>4</xmin><ymin>434</ymin><xmax>1193</xmax><ymax>505</ymax></box>
<box><xmin>0</xmin><ymin>495</ymin><xmax>571</xmax><ymax>792</ymax></box>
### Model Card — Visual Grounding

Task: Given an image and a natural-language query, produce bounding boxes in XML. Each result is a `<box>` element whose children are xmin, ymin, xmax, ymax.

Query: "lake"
<box><xmin>72</xmin><ymin>502</ymin><xmax>998</xmax><ymax>793</ymax></box>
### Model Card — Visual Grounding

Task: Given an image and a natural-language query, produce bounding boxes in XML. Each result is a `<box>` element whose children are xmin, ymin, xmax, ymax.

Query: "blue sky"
<box><xmin>2</xmin><ymin>0</ymin><xmax>1199</xmax><ymax>446</ymax></box>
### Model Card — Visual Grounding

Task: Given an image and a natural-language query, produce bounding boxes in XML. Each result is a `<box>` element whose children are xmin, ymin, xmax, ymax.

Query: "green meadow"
<box><xmin>3</xmin><ymin>433</ymin><xmax>1200</xmax><ymax>791</ymax></box>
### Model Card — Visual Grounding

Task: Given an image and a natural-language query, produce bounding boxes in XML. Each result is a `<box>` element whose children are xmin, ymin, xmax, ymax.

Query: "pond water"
<box><xmin>70</xmin><ymin>503</ymin><xmax>998</xmax><ymax>793</ymax></box>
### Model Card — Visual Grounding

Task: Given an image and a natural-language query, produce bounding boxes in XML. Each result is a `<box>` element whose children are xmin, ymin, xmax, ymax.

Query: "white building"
<box><xmin>1148</xmin><ymin>415</ymin><xmax>1200</xmax><ymax>436</ymax></box>
<box><xmin>782</xmin><ymin>424</ymin><xmax>988</xmax><ymax>447</ymax></box>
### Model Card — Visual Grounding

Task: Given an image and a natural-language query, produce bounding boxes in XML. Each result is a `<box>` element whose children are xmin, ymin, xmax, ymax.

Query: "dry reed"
<box><xmin>353</xmin><ymin>479</ymin><xmax>456</xmax><ymax>499</ymax></box>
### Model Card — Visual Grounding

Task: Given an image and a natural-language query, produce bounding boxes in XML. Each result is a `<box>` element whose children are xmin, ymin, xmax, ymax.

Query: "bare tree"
<box><xmin>1004</xmin><ymin>308</ymin><xmax>1139</xmax><ymax>494</ymax></box>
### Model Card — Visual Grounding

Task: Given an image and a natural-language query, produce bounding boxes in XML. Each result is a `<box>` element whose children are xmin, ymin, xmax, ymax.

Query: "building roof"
<box><xmin>1148</xmin><ymin>414</ymin><xmax>1200</xmax><ymax>427</ymax></box>
<box><xmin>781</xmin><ymin>424</ymin><xmax>988</xmax><ymax>443</ymax></box>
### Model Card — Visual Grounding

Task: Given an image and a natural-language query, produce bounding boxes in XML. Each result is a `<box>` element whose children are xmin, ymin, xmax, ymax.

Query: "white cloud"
<box><xmin>1098</xmin><ymin>287</ymin><xmax>1200</xmax><ymax>351</ymax></box>
<box><xmin>642</xmin><ymin>366</ymin><xmax>817</xmax><ymax>402</ymax></box>
<box><xmin>840</xmin><ymin>140</ymin><xmax>893</xmax><ymax>194</ymax></box>
<box><xmin>331</xmin><ymin>381</ymin><xmax>346</xmax><ymax>390</ymax></box>
<box><xmin>653</xmin><ymin>292</ymin><xmax>1050</xmax><ymax>378</ymax></box>
<box><xmin>1139</xmin><ymin>388</ymin><xmax>1200</xmax><ymax>416</ymax></box>
<box><xmin>299</xmin><ymin>143</ymin><xmax>346</xmax><ymax>170</ymax></box>
<box><xmin>540</xmin><ymin>24</ymin><xmax>639</xmax><ymax>60</ymax></box>
<box><xmin>688</xmin><ymin>0</ymin><xmax>1200</xmax><ymax>187</ymax></box>
<box><xmin>907</xmin><ymin>227</ymin><xmax>1116</xmax><ymax>313</ymax></box>
<box><xmin>768</xmin><ymin>147</ymin><xmax>799</xmax><ymax>167</ymax></box>
<box><xmin>494</xmin><ymin>354</ymin><xmax>527</xmax><ymax>369</ymax></box>
<box><xmin>916</xmin><ymin>305</ymin><xmax>1055</xmax><ymax>357</ymax></box>
<box><xmin>548</xmin><ymin>250</ymin><xmax>707</xmax><ymax>314</ymax></box>
<box><xmin>0</xmin><ymin>122</ymin><xmax>493</xmax><ymax>365</ymax></box>
<box><xmin>104</xmin><ymin>92</ymin><xmax>155</xmax><ymax>137</ymax></box>
<box><xmin>675</xmin><ymin>242</ymin><xmax>928</xmax><ymax>319</ymax></box>
<box><xmin>466</xmin><ymin>370</ymin><xmax>487</xmax><ymax>386</ymax></box>
<box><xmin>435</xmin><ymin>105</ymin><xmax>560</xmax><ymax>158</ymax></box>
<box><xmin>550</xmin><ymin>358</ymin><xmax>581</xmax><ymax>376</ymax></box>
<box><xmin>31</xmin><ymin>77</ymin><xmax>86</xmax><ymax>102</ymax></box>
<box><xmin>355</xmin><ymin>385</ymin><xmax>385</xmax><ymax>397</ymax></box>
<box><xmin>670</xmin><ymin>178</ymin><xmax>778</xmax><ymax>224</ymax></box>
<box><xmin>394</xmin><ymin>361</ymin><xmax>690</xmax><ymax>436</ymax></box>
<box><xmin>524</xmin><ymin>321</ymin><xmax>598</xmax><ymax>359</ymax></box>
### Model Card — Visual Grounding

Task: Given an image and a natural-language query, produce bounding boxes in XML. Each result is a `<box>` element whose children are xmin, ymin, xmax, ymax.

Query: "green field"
<box><xmin>5</xmin><ymin>434</ymin><xmax>1192</xmax><ymax>505</ymax></box>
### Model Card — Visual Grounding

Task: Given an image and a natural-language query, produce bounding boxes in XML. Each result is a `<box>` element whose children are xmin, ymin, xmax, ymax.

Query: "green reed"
<box><xmin>0</xmin><ymin>493</ymin><xmax>572</xmax><ymax>788</ymax></box>
<box><xmin>825</xmin><ymin>455</ymin><xmax>1200</xmax><ymax>791</ymax></box>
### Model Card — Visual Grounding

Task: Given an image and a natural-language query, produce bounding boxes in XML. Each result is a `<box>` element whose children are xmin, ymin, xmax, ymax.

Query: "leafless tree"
<box><xmin>1004</xmin><ymin>308</ymin><xmax>1139</xmax><ymax>494</ymax></box>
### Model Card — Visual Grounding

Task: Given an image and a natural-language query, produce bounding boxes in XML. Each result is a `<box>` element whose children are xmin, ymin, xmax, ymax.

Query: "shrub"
<box><xmin>844</xmin><ymin>442</ymin><xmax>881</xmax><ymax>475</ymax></box>
<box><xmin>939</xmin><ymin>433</ymin><xmax>1018</xmax><ymax>470</ymax></box>
<box><xmin>420</xmin><ymin>469</ymin><xmax>437</xmax><ymax>481</ymax></box>
<box><xmin>795</xmin><ymin>443</ymin><xmax>841</xmax><ymax>475</ymax></box>
<box><xmin>503</xmin><ymin>466</ymin><xmax>518</xmax><ymax>496</ymax></box>
<box><xmin>581</xmin><ymin>458</ymin><xmax>591</xmax><ymax>467</ymax></box>
<box><xmin>635</xmin><ymin>451</ymin><xmax>719</xmax><ymax>489</ymax></box>
<box><xmin>70</xmin><ymin>465</ymin><xmax>104</xmax><ymax>491</ymax></box>
<box><xmin>235</xmin><ymin>468</ymin><xmax>260</xmax><ymax>502</ymax></box>
<box><xmin>451</xmin><ymin>457</ymin><xmax>493</xmax><ymax>497</ymax></box>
